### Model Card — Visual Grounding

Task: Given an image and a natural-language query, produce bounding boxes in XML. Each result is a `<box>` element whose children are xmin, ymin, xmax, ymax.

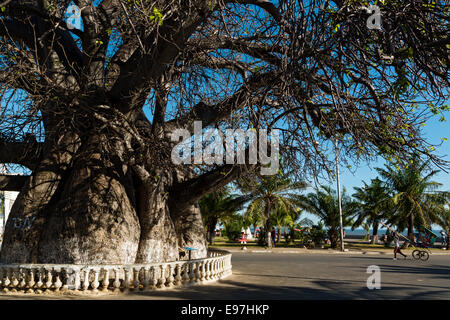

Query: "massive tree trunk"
<box><xmin>0</xmin><ymin>110</ymin><xmax>211</xmax><ymax>264</ymax></box>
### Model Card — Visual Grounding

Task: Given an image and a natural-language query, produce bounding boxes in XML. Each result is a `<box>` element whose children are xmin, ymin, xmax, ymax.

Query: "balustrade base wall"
<box><xmin>0</xmin><ymin>249</ymin><xmax>232</xmax><ymax>295</ymax></box>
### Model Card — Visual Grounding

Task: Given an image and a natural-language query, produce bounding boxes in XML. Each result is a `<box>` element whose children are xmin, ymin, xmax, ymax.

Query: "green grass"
<box><xmin>209</xmin><ymin>236</ymin><xmax>303</xmax><ymax>248</ymax></box>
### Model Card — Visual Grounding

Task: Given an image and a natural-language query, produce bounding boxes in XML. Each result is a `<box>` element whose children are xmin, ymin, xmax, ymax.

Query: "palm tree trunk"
<box><xmin>277</xmin><ymin>225</ymin><xmax>281</xmax><ymax>243</ymax></box>
<box><xmin>265</xmin><ymin>220</ymin><xmax>273</xmax><ymax>248</ymax></box>
<box><xmin>264</xmin><ymin>200</ymin><xmax>273</xmax><ymax>248</ymax></box>
<box><xmin>371</xmin><ymin>222</ymin><xmax>379</xmax><ymax>244</ymax></box>
<box><xmin>289</xmin><ymin>227</ymin><xmax>295</xmax><ymax>244</ymax></box>
<box><xmin>408</xmin><ymin>214</ymin><xmax>415</xmax><ymax>240</ymax></box>
<box><xmin>330</xmin><ymin>228</ymin><xmax>338</xmax><ymax>248</ymax></box>
<box><xmin>284</xmin><ymin>226</ymin><xmax>288</xmax><ymax>243</ymax></box>
<box><xmin>206</xmin><ymin>217</ymin><xmax>218</xmax><ymax>246</ymax></box>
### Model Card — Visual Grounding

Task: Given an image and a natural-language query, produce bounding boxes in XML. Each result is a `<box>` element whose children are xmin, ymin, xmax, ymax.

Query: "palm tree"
<box><xmin>241</xmin><ymin>172</ymin><xmax>308</xmax><ymax>248</ymax></box>
<box><xmin>352</xmin><ymin>178</ymin><xmax>391</xmax><ymax>244</ymax></box>
<box><xmin>286</xmin><ymin>209</ymin><xmax>314</xmax><ymax>244</ymax></box>
<box><xmin>298</xmin><ymin>186</ymin><xmax>356</xmax><ymax>248</ymax></box>
<box><xmin>199</xmin><ymin>188</ymin><xmax>251</xmax><ymax>245</ymax></box>
<box><xmin>271</xmin><ymin>207</ymin><xmax>294</xmax><ymax>243</ymax></box>
<box><xmin>376</xmin><ymin>158</ymin><xmax>450</xmax><ymax>240</ymax></box>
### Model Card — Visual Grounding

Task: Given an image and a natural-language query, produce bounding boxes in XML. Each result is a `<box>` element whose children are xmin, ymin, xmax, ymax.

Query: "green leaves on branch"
<box><xmin>397</xmin><ymin>47</ymin><xmax>414</xmax><ymax>60</ymax></box>
<box><xmin>150</xmin><ymin>8</ymin><xmax>164</xmax><ymax>26</ymax></box>
<box><xmin>392</xmin><ymin>67</ymin><xmax>409</xmax><ymax>97</ymax></box>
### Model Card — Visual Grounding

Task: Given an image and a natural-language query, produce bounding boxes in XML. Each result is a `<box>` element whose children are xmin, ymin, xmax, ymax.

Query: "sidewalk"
<box><xmin>214</xmin><ymin>246</ymin><xmax>450</xmax><ymax>256</ymax></box>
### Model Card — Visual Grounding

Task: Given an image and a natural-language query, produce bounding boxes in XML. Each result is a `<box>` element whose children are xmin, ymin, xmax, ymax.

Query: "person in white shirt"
<box><xmin>393</xmin><ymin>233</ymin><xmax>407</xmax><ymax>260</ymax></box>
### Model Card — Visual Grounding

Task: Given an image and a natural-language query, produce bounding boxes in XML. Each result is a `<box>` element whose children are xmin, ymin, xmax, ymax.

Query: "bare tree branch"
<box><xmin>0</xmin><ymin>139</ymin><xmax>43</xmax><ymax>169</ymax></box>
<box><xmin>0</xmin><ymin>175</ymin><xmax>29</xmax><ymax>191</ymax></box>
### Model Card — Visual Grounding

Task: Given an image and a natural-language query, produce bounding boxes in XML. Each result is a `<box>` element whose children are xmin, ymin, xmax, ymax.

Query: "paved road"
<box><xmin>1</xmin><ymin>252</ymin><xmax>450</xmax><ymax>300</ymax></box>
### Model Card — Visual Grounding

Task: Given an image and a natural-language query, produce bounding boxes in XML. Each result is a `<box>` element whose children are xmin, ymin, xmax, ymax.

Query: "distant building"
<box><xmin>2</xmin><ymin>191</ymin><xmax>19</xmax><ymax>225</ymax></box>
<box><xmin>0</xmin><ymin>165</ymin><xmax>20</xmax><ymax>234</ymax></box>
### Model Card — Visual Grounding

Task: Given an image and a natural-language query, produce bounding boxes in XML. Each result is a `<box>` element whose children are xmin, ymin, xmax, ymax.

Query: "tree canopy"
<box><xmin>1</xmin><ymin>0</ymin><xmax>449</xmax><ymax>178</ymax></box>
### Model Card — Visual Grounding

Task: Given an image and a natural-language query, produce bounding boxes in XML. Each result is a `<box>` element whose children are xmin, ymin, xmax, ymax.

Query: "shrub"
<box><xmin>222</xmin><ymin>221</ymin><xmax>242</xmax><ymax>241</ymax></box>
<box><xmin>306</xmin><ymin>224</ymin><xmax>327</xmax><ymax>246</ymax></box>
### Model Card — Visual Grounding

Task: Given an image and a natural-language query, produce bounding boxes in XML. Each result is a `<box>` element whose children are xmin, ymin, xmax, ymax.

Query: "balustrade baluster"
<box><xmin>166</xmin><ymin>264</ymin><xmax>174</xmax><ymax>288</ymax></box>
<box><xmin>113</xmin><ymin>268</ymin><xmax>121</xmax><ymax>292</ymax></box>
<box><xmin>206</xmin><ymin>261</ymin><xmax>212</xmax><ymax>281</ymax></box>
<box><xmin>82</xmin><ymin>269</ymin><xmax>90</xmax><ymax>291</ymax></box>
<box><xmin>10</xmin><ymin>268</ymin><xmax>19</xmax><ymax>292</ymax></box>
<box><xmin>151</xmin><ymin>266</ymin><xmax>158</xmax><ymax>289</ymax></box>
<box><xmin>44</xmin><ymin>269</ymin><xmax>53</xmax><ymax>293</ymax></box>
<box><xmin>158</xmin><ymin>265</ymin><xmax>165</xmax><ymax>288</ymax></box>
<box><xmin>2</xmin><ymin>268</ymin><xmax>10</xmax><ymax>293</ymax></box>
<box><xmin>201</xmin><ymin>262</ymin><xmax>206</xmax><ymax>281</ymax></box>
<box><xmin>35</xmin><ymin>268</ymin><xmax>43</xmax><ymax>294</ymax></box>
<box><xmin>123</xmin><ymin>268</ymin><xmax>131</xmax><ymax>292</ymax></box>
<box><xmin>19</xmin><ymin>268</ymin><xmax>26</xmax><ymax>290</ymax></box>
<box><xmin>174</xmin><ymin>264</ymin><xmax>181</xmax><ymax>286</ymax></box>
<box><xmin>214</xmin><ymin>260</ymin><xmax>218</xmax><ymax>278</ymax></box>
<box><xmin>182</xmin><ymin>263</ymin><xmax>190</xmax><ymax>285</ymax></box>
<box><xmin>72</xmin><ymin>267</ymin><xmax>81</xmax><ymax>291</ymax></box>
<box><xmin>195</xmin><ymin>262</ymin><xmax>201</xmax><ymax>282</ymax></box>
<box><xmin>54</xmin><ymin>268</ymin><xmax>62</xmax><ymax>292</ymax></box>
<box><xmin>189</xmin><ymin>262</ymin><xmax>195</xmax><ymax>283</ymax></box>
<box><xmin>102</xmin><ymin>268</ymin><xmax>110</xmax><ymax>292</ymax></box>
<box><xmin>220</xmin><ymin>258</ymin><xmax>224</xmax><ymax>276</ymax></box>
<box><xmin>60</xmin><ymin>268</ymin><xmax>69</xmax><ymax>292</ymax></box>
<box><xmin>133</xmin><ymin>267</ymin><xmax>140</xmax><ymax>291</ymax></box>
<box><xmin>142</xmin><ymin>267</ymin><xmax>149</xmax><ymax>290</ymax></box>
<box><xmin>210</xmin><ymin>261</ymin><xmax>215</xmax><ymax>280</ymax></box>
<box><xmin>91</xmin><ymin>268</ymin><xmax>100</xmax><ymax>292</ymax></box>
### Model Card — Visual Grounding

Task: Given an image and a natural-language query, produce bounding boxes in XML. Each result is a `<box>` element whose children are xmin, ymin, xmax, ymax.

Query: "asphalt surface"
<box><xmin>1</xmin><ymin>251</ymin><xmax>449</xmax><ymax>300</ymax></box>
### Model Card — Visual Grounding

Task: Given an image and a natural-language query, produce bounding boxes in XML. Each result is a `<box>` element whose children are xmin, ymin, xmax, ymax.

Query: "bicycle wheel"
<box><xmin>412</xmin><ymin>250</ymin><xmax>421</xmax><ymax>260</ymax></box>
<box><xmin>419</xmin><ymin>251</ymin><xmax>429</xmax><ymax>261</ymax></box>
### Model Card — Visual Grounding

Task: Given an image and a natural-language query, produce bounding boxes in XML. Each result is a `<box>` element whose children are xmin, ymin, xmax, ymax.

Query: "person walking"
<box><xmin>271</xmin><ymin>227</ymin><xmax>276</xmax><ymax>247</ymax></box>
<box><xmin>393</xmin><ymin>233</ymin><xmax>407</xmax><ymax>260</ymax></box>
<box><xmin>441</xmin><ymin>230</ymin><xmax>447</xmax><ymax>247</ymax></box>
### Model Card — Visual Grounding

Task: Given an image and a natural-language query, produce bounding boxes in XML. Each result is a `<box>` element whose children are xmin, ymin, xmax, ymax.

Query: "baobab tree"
<box><xmin>0</xmin><ymin>0</ymin><xmax>448</xmax><ymax>264</ymax></box>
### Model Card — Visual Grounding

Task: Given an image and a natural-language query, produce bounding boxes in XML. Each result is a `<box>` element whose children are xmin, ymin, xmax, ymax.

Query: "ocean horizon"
<box><xmin>245</xmin><ymin>227</ymin><xmax>443</xmax><ymax>236</ymax></box>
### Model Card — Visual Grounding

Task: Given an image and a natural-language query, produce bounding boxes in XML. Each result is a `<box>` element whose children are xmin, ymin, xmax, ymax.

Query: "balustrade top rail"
<box><xmin>0</xmin><ymin>248</ymin><xmax>232</xmax><ymax>294</ymax></box>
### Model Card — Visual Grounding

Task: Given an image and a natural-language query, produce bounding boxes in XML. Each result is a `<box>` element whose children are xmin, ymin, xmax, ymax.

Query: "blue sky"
<box><xmin>336</xmin><ymin>112</ymin><xmax>450</xmax><ymax>193</ymax></box>
<box><xmin>301</xmin><ymin>110</ymin><xmax>450</xmax><ymax>229</ymax></box>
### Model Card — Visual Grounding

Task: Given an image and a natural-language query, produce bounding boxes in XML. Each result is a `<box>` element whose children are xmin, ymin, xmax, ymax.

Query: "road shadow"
<box><xmin>346</xmin><ymin>257</ymin><xmax>450</xmax><ymax>281</ymax></box>
<box><xmin>126</xmin><ymin>274</ymin><xmax>450</xmax><ymax>300</ymax></box>
<box><xmin>1</xmin><ymin>274</ymin><xmax>449</xmax><ymax>300</ymax></box>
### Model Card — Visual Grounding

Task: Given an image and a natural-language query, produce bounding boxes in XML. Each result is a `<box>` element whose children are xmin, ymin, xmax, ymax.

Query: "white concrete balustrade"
<box><xmin>0</xmin><ymin>249</ymin><xmax>232</xmax><ymax>294</ymax></box>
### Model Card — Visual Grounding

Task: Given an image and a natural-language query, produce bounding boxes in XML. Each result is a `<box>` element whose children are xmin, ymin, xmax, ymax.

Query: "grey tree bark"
<box><xmin>0</xmin><ymin>117</ymin><xmax>214</xmax><ymax>264</ymax></box>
